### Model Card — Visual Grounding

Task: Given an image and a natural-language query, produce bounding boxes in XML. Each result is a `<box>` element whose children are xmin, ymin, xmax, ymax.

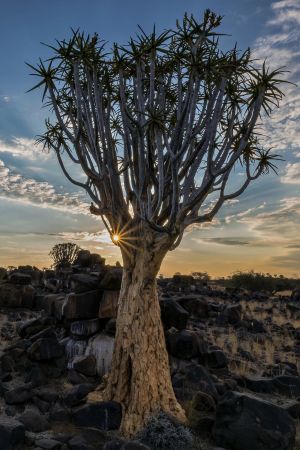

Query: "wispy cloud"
<box><xmin>0</xmin><ymin>137</ymin><xmax>46</xmax><ymax>160</ymax></box>
<box><xmin>281</xmin><ymin>162</ymin><xmax>300</xmax><ymax>184</ymax></box>
<box><xmin>254</xmin><ymin>0</ymin><xmax>300</xmax><ymax>154</ymax></box>
<box><xmin>0</xmin><ymin>159</ymin><xmax>90</xmax><ymax>215</ymax></box>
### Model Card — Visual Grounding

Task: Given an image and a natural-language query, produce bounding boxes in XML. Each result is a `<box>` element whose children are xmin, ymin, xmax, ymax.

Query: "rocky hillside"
<box><xmin>0</xmin><ymin>257</ymin><xmax>300</xmax><ymax>450</ymax></box>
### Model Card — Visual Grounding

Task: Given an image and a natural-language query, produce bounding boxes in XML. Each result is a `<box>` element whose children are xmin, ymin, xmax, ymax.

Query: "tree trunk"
<box><xmin>103</xmin><ymin>225</ymin><xmax>186</xmax><ymax>436</ymax></box>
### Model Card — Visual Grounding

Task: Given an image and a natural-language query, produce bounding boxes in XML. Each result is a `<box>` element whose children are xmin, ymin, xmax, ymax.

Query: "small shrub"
<box><xmin>137</xmin><ymin>411</ymin><xmax>193</xmax><ymax>450</ymax></box>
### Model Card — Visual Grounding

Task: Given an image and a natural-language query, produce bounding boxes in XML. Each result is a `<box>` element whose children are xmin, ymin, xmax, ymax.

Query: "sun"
<box><xmin>112</xmin><ymin>234</ymin><xmax>120</xmax><ymax>243</ymax></box>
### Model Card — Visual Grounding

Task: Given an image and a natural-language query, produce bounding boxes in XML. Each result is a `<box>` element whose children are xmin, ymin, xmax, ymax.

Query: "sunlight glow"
<box><xmin>113</xmin><ymin>234</ymin><xmax>120</xmax><ymax>243</ymax></box>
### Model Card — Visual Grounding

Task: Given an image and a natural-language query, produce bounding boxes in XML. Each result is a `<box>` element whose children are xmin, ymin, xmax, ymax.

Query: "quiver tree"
<box><xmin>49</xmin><ymin>242</ymin><xmax>81</xmax><ymax>270</ymax></box>
<box><xmin>30</xmin><ymin>10</ymin><xmax>285</xmax><ymax>435</ymax></box>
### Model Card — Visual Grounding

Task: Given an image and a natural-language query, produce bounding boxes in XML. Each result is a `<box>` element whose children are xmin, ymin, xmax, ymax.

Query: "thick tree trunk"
<box><xmin>103</xmin><ymin>225</ymin><xmax>186</xmax><ymax>436</ymax></box>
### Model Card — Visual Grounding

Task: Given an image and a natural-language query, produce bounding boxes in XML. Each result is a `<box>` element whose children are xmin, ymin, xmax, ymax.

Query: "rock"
<box><xmin>63</xmin><ymin>383</ymin><xmax>94</xmax><ymax>407</ymax></box>
<box><xmin>69</xmin><ymin>273</ymin><xmax>100</xmax><ymax>293</ymax></box>
<box><xmin>205</xmin><ymin>350</ymin><xmax>228</xmax><ymax>369</ymax></box>
<box><xmin>160</xmin><ymin>299</ymin><xmax>189</xmax><ymax>330</ymax></box>
<box><xmin>100</xmin><ymin>268</ymin><xmax>123</xmax><ymax>290</ymax></box>
<box><xmin>9</xmin><ymin>272</ymin><xmax>32</xmax><ymax>285</ymax></box>
<box><xmin>104</xmin><ymin>319</ymin><xmax>116</xmax><ymax>336</ymax></box>
<box><xmin>73</xmin><ymin>401</ymin><xmax>122</xmax><ymax>430</ymax></box>
<box><xmin>122</xmin><ymin>442</ymin><xmax>151</xmax><ymax>449</ymax></box>
<box><xmin>173</xmin><ymin>363</ymin><xmax>218</xmax><ymax>400</ymax></box>
<box><xmin>225</xmin><ymin>304</ymin><xmax>242</xmax><ymax>325</ymax></box>
<box><xmin>103</xmin><ymin>440</ymin><xmax>124</xmax><ymax>450</ymax></box>
<box><xmin>5</xmin><ymin>384</ymin><xmax>33</xmax><ymax>404</ymax></box>
<box><xmin>0</xmin><ymin>415</ymin><xmax>25</xmax><ymax>450</ymax></box>
<box><xmin>35</xmin><ymin>438</ymin><xmax>63</xmax><ymax>450</ymax></box>
<box><xmin>28</xmin><ymin>338</ymin><xmax>64</xmax><ymax>361</ymax></box>
<box><xmin>213</xmin><ymin>390</ymin><xmax>295</xmax><ymax>450</ymax></box>
<box><xmin>17</xmin><ymin>317</ymin><xmax>54</xmax><ymax>339</ymax></box>
<box><xmin>62</xmin><ymin>290</ymin><xmax>101</xmax><ymax>320</ymax></box>
<box><xmin>85</xmin><ymin>334</ymin><xmax>114</xmax><ymax>376</ymax></box>
<box><xmin>68</xmin><ymin>428</ymin><xmax>108</xmax><ymax>450</ymax></box>
<box><xmin>64</xmin><ymin>338</ymin><xmax>88</xmax><ymax>361</ymax></box>
<box><xmin>71</xmin><ymin>354</ymin><xmax>97</xmax><ymax>377</ymax></box>
<box><xmin>188</xmin><ymin>391</ymin><xmax>216</xmax><ymax>430</ymax></box>
<box><xmin>71</xmin><ymin>319</ymin><xmax>100</xmax><ymax>337</ymax></box>
<box><xmin>0</xmin><ymin>284</ymin><xmax>22</xmax><ymax>307</ymax></box>
<box><xmin>19</xmin><ymin>409</ymin><xmax>50</xmax><ymax>432</ymax></box>
<box><xmin>99</xmin><ymin>290</ymin><xmax>119</xmax><ymax>318</ymax></box>
<box><xmin>176</xmin><ymin>296</ymin><xmax>209</xmax><ymax>318</ymax></box>
<box><xmin>67</xmin><ymin>369</ymin><xmax>95</xmax><ymax>385</ymax></box>
<box><xmin>21</xmin><ymin>284</ymin><xmax>36</xmax><ymax>308</ymax></box>
<box><xmin>167</xmin><ymin>330</ymin><xmax>206</xmax><ymax>360</ymax></box>
<box><xmin>42</xmin><ymin>294</ymin><xmax>65</xmax><ymax>319</ymax></box>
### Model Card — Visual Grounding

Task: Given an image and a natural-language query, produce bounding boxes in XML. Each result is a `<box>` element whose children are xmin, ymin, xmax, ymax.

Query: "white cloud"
<box><xmin>281</xmin><ymin>162</ymin><xmax>300</xmax><ymax>184</ymax></box>
<box><xmin>0</xmin><ymin>137</ymin><xmax>47</xmax><ymax>160</ymax></box>
<box><xmin>253</xmin><ymin>0</ymin><xmax>300</xmax><ymax>155</ymax></box>
<box><xmin>0</xmin><ymin>159</ymin><xmax>90</xmax><ymax>215</ymax></box>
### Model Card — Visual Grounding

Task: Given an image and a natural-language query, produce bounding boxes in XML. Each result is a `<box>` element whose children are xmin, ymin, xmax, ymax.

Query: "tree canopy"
<box><xmin>29</xmin><ymin>10</ymin><xmax>285</xmax><ymax>250</ymax></box>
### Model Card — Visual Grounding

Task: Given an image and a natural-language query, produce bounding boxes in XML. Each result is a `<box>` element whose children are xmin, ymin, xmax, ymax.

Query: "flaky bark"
<box><xmin>103</xmin><ymin>225</ymin><xmax>186</xmax><ymax>436</ymax></box>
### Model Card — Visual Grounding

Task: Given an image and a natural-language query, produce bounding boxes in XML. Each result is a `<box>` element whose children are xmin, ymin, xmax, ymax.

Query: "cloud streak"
<box><xmin>0</xmin><ymin>159</ymin><xmax>90</xmax><ymax>215</ymax></box>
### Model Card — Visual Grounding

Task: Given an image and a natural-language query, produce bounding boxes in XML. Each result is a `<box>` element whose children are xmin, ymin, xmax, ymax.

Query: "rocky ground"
<box><xmin>0</xmin><ymin>254</ymin><xmax>300</xmax><ymax>450</ymax></box>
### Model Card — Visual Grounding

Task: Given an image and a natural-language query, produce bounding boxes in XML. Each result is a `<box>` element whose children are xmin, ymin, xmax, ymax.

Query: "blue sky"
<box><xmin>0</xmin><ymin>0</ymin><xmax>299</xmax><ymax>276</ymax></box>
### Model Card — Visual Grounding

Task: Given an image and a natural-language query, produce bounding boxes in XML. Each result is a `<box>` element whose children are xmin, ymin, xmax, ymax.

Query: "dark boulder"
<box><xmin>18</xmin><ymin>409</ymin><xmax>50</xmax><ymax>432</ymax></box>
<box><xmin>160</xmin><ymin>299</ymin><xmax>189</xmax><ymax>330</ymax></box>
<box><xmin>8</xmin><ymin>272</ymin><xmax>32</xmax><ymax>285</ymax></box>
<box><xmin>73</xmin><ymin>401</ymin><xmax>122</xmax><ymax>430</ymax></box>
<box><xmin>71</xmin><ymin>354</ymin><xmax>97</xmax><ymax>377</ymax></box>
<box><xmin>167</xmin><ymin>330</ymin><xmax>207</xmax><ymax>360</ymax></box>
<box><xmin>205</xmin><ymin>350</ymin><xmax>228</xmax><ymax>369</ymax></box>
<box><xmin>176</xmin><ymin>296</ymin><xmax>209</xmax><ymax>318</ymax></box>
<box><xmin>69</xmin><ymin>273</ymin><xmax>100</xmax><ymax>293</ymax></box>
<box><xmin>71</xmin><ymin>319</ymin><xmax>100</xmax><ymax>337</ymax></box>
<box><xmin>5</xmin><ymin>384</ymin><xmax>33</xmax><ymax>404</ymax></box>
<box><xmin>63</xmin><ymin>290</ymin><xmax>101</xmax><ymax>320</ymax></box>
<box><xmin>63</xmin><ymin>383</ymin><xmax>94</xmax><ymax>407</ymax></box>
<box><xmin>213</xmin><ymin>390</ymin><xmax>295</xmax><ymax>450</ymax></box>
<box><xmin>98</xmin><ymin>290</ymin><xmax>119</xmax><ymax>319</ymax></box>
<box><xmin>99</xmin><ymin>268</ymin><xmax>123</xmax><ymax>290</ymax></box>
<box><xmin>0</xmin><ymin>415</ymin><xmax>25</xmax><ymax>450</ymax></box>
<box><xmin>28</xmin><ymin>337</ymin><xmax>64</xmax><ymax>361</ymax></box>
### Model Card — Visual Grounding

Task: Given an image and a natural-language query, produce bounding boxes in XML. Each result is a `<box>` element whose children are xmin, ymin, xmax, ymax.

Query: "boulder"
<box><xmin>8</xmin><ymin>272</ymin><xmax>32</xmax><ymax>285</ymax></box>
<box><xmin>176</xmin><ymin>296</ymin><xmax>209</xmax><ymax>318</ymax></box>
<box><xmin>71</xmin><ymin>354</ymin><xmax>97</xmax><ymax>377</ymax></box>
<box><xmin>100</xmin><ymin>268</ymin><xmax>123</xmax><ymax>290</ymax></box>
<box><xmin>18</xmin><ymin>409</ymin><xmax>50</xmax><ymax>432</ymax></box>
<box><xmin>99</xmin><ymin>290</ymin><xmax>119</xmax><ymax>318</ymax></box>
<box><xmin>173</xmin><ymin>363</ymin><xmax>218</xmax><ymax>400</ymax></box>
<box><xmin>64</xmin><ymin>338</ymin><xmax>88</xmax><ymax>361</ymax></box>
<box><xmin>226</xmin><ymin>304</ymin><xmax>242</xmax><ymax>325</ymax></box>
<box><xmin>21</xmin><ymin>284</ymin><xmax>36</xmax><ymax>308</ymax></box>
<box><xmin>63</xmin><ymin>383</ymin><xmax>94</xmax><ymax>407</ymax></box>
<box><xmin>28</xmin><ymin>338</ymin><xmax>64</xmax><ymax>361</ymax></box>
<box><xmin>0</xmin><ymin>284</ymin><xmax>22</xmax><ymax>307</ymax></box>
<box><xmin>167</xmin><ymin>330</ymin><xmax>207</xmax><ymax>360</ymax></box>
<box><xmin>34</xmin><ymin>438</ymin><xmax>63</xmax><ymax>449</ymax></box>
<box><xmin>213</xmin><ymin>390</ymin><xmax>295</xmax><ymax>450</ymax></box>
<box><xmin>205</xmin><ymin>350</ymin><xmax>228</xmax><ymax>369</ymax></box>
<box><xmin>42</xmin><ymin>294</ymin><xmax>65</xmax><ymax>319</ymax></box>
<box><xmin>5</xmin><ymin>384</ymin><xmax>33</xmax><ymax>404</ymax></box>
<box><xmin>71</xmin><ymin>318</ymin><xmax>100</xmax><ymax>337</ymax></box>
<box><xmin>85</xmin><ymin>334</ymin><xmax>114</xmax><ymax>376</ymax></box>
<box><xmin>0</xmin><ymin>415</ymin><xmax>25</xmax><ymax>450</ymax></box>
<box><xmin>73</xmin><ymin>401</ymin><xmax>122</xmax><ymax>430</ymax></box>
<box><xmin>17</xmin><ymin>317</ymin><xmax>54</xmax><ymax>339</ymax></box>
<box><xmin>69</xmin><ymin>273</ymin><xmax>100</xmax><ymax>293</ymax></box>
<box><xmin>62</xmin><ymin>290</ymin><xmax>101</xmax><ymax>320</ymax></box>
<box><xmin>160</xmin><ymin>299</ymin><xmax>189</xmax><ymax>330</ymax></box>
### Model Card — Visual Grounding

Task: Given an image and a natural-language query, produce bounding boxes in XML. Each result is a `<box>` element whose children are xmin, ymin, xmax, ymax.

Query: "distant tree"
<box><xmin>230</xmin><ymin>270</ymin><xmax>276</xmax><ymax>292</ymax></box>
<box><xmin>49</xmin><ymin>242</ymin><xmax>81</xmax><ymax>270</ymax></box>
<box><xmin>191</xmin><ymin>271</ymin><xmax>210</xmax><ymax>281</ymax></box>
<box><xmin>30</xmin><ymin>10</ymin><xmax>285</xmax><ymax>434</ymax></box>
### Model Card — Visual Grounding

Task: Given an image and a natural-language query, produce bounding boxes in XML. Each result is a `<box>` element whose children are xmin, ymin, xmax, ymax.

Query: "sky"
<box><xmin>0</xmin><ymin>0</ymin><xmax>299</xmax><ymax>277</ymax></box>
